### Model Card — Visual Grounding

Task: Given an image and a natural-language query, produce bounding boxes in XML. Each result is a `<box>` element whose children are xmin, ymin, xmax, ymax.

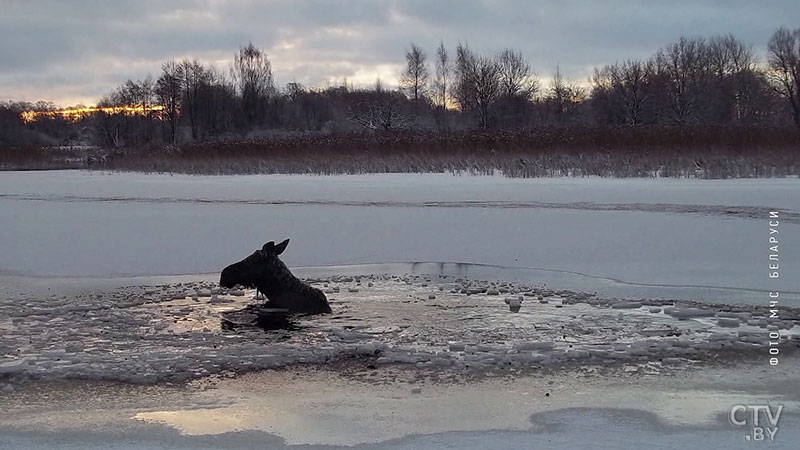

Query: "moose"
<box><xmin>220</xmin><ymin>239</ymin><xmax>332</xmax><ymax>314</ymax></box>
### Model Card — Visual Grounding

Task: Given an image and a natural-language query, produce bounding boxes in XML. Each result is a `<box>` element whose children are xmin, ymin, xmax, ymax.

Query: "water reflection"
<box><xmin>221</xmin><ymin>305</ymin><xmax>300</xmax><ymax>331</ymax></box>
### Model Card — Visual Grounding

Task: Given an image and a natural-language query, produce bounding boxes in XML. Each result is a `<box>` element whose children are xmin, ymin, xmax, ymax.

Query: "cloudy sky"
<box><xmin>2</xmin><ymin>0</ymin><xmax>798</xmax><ymax>107</ymax></box>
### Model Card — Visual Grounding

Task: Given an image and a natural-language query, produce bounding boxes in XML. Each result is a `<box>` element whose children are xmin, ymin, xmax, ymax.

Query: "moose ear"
<box><xmin>261</xmin><ymin>241</ymin><xmax>275</xmax><ymax>254</ymax></box>
<box><xmin>274</xmin><ymin>239</ymin><xmax>290</xmax><ymax>255</ymax></box>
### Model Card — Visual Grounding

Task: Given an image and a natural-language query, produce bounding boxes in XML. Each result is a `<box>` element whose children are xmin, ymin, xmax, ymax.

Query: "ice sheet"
<box><xmin>0</xmin><ymin>172</ymin><xmax>797</xmax><ymax>300</ymax></box>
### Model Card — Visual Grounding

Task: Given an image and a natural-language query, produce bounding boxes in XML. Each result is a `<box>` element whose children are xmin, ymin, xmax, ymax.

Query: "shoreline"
<box><xmin>4</xmin><ymin>127</ymin><xmax>800</xmax><ymax>179</ymax></box>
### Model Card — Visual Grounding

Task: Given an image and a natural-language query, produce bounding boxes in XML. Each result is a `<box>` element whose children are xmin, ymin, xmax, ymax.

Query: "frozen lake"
<box><xmin>0</xmin><ymin>171</ymin><xmax>797</xmax><ymax>305</ymax></box>
<box><xmin>2</xmin><ymin>171</ymin><xmax>799</xmax><ymax>449</ymax></box>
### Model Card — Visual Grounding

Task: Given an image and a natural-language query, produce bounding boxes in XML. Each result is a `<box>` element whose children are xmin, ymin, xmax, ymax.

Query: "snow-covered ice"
<box><xmin>1</xmin><ymin>171</ymin><xmax>798</xmax><ymax>304</ymax></box>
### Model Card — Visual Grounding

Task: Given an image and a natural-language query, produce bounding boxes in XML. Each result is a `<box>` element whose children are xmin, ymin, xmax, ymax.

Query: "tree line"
<box><xmin>1</xmin><ymin>27</ymin><xmax>799</xmax><ymax>149</ymax></box>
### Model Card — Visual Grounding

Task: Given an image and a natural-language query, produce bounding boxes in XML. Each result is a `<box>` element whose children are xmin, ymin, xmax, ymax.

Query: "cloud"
<box><xmin>1</xmin><ymin>0</ymin><xmax>798</xmax><ymax>106</ymax></box>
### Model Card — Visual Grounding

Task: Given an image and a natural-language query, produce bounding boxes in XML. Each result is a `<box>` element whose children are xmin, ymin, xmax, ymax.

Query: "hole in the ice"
<box><xmin>220</xmin><ymin>306</ymin><xmax>304</xmax><ymax>332</ymax></box>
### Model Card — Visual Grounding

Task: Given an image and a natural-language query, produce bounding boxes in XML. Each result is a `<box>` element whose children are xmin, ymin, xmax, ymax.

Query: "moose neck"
<box><xmin>258</xmin><ymin>257</ymin><xmax>302</xmax><ymax>297</ymax></box>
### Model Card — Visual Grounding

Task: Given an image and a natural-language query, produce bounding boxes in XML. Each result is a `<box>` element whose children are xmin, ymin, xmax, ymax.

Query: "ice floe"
<box><xmin>0</xmin><ymin>273</ymin><xmax>798</xmax><ymax>385</ymax></box>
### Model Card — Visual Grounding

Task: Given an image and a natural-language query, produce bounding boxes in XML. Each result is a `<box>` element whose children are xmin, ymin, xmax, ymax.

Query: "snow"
<box><xmin>3</xmin><ymin>170</ymin><xmax>800</xmax><ymax>208</ymax></box>
<box><xmin>0</xmin><ymin>171</ymin><xmax>798</xmax><ymax>304</ymax></box>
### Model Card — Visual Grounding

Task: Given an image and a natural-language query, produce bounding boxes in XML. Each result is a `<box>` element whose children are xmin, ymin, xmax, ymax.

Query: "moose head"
<box><xmin>220</xmin><ymin>239</ymin><xmax>331</xmax><ymax>314</ymax></box>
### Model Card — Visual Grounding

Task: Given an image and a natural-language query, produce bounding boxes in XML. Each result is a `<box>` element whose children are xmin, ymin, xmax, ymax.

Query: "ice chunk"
<box><xmin>664</xmin><ymin>307</ymin><xmax>715</xmax><ymax>319</ymax></box>
<box><xmin>717</xmin><ymin>318</ymin><xmax>740</xmax><ymax>328</ymax></box>
<box><xmin>505</xmin><ymin>297</ymin><xmax>522</xmax><ymax>312</ymax></box>
<box><xmin>430</xmin><ymin>357</ymin><xmax>451</xmax><ymax>367</ymax></box>
<box><xmin>0</xmin><ymin>359</ymin><xmax>28</xmax><ymax>375</ymax></box>
<box><xmin>708</xmin><ymin>332</ymin><xmax>733</xmax><ymax>341</ymax></box>
<box><xmin>448</xmin><ymin>343</ymin><xmax>466</xmax><ymax>352</ymax></box>
<box><xmin>513</xmin><ymin>342</ymin><xmax>554</xmax><ymax>351</ymax></box>
<box><xmin>611</xmin><ymin>301</ymin><xmax>642</xmax><ymax>309</ymax></box>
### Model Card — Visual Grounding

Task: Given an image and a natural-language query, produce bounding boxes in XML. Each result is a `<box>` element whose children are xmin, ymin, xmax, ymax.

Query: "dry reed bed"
<box><xmin>2</xmin><ymin>126</ymin><xmax>798</xmax><ymax>178</ymax></box>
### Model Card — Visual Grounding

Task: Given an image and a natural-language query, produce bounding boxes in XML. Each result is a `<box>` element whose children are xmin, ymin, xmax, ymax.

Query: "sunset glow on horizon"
<box><xmin>21</xmin><ymin>104</ymin><xmax>165</xmax><ymax>123</ymax></box>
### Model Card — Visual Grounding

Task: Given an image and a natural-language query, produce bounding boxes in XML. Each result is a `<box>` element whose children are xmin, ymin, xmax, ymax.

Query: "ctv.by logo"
<box><xmin>729</xmin><ymin>404</ymin><xmax>783</xmax><ymax>442</ymax></box>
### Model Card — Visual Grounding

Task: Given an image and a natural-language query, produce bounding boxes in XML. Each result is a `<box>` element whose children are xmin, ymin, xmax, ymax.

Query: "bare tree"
<box><xmin>548</xmin><ymin>67</ymin><xmax>586</xmax><ymax>121</ymax></box>
<box><xmin>180</xmin><ymin>59</ymin><xmax>208</xmax><ymax>139</ymax></box>
<box><xmin>453</xmin><ymin>45</ymin><xmax>507</xmax><ymax>128</ymax></box>
<box><xmin>432</xmin><ymin>41</ymin><xmax>451</xmax><ymax>130</ymax></box>
<box><xmin>216</xmin><ymin>70</ymin><xmax>240</xmax><ymax>133</ymax></box>
<box><xmin>705</xmin><ymin>34</ymin><xmax>759</xmax><ymax>123</ymax></box>
<box><xmin>400</xmin><ymin>44</ymin><xmax>430</xmax><ymax>106</ymax></box>
<box><xmin>349</xmin><ymin>91</ymin><xmax>412</xmax><ymax>131</ymax></box>
<box><xmin>655</xmin><ymin>37</ymin><xmax>710</xmax><ymax>124</ymax></box>
<box><xmin>200</xmin><ymin>66</ymin><xmax>220</xmax><ymax>136</ymax></box>
<box><xmin>453</xmin><ymin>42</ymin><xmax>477</xmax><ymax>112</ymax></box>
<box><xmin>96</xmin><ymin>92</ymin><xmax>124</xmax><ymax>147</ymax></box>
<box><xmin>283</xmin><ymin>83</ymin><xmax>333</xmax><ymax>131</ymax></box>
<box><xmin>94</xmin><ymin>76</ymin><xmax>158</xmax><ymax>147</ymax></box>
<box><xmin>608</xmin><ymin>60</ymin><xmax>652</xmax><ymax>125</ymax></box>
<box><xmin>156</xmin><ymin>60</ymin><xmax>184</xmax><ymax>144</ymax></box>
<box><xmin>135</xmin><ymin>75</ymin><xmax>156</xmax><ymax>142</ymax></box>
<box><xmin>113</xmin><ymin>76</ymin><xmax>155</xmax><ymax>112</ymax></box>
<box><xmin>195</xmin><ymin>65</ymin><xmax>236</xmax><ymax>137</ymax></box>
<box><xmin>708</xmin><ymin>34</ymin><xmax>755</xmax><ymax>78</ymax></box>
<box><xmin>285</xmin><ymin>81</ymin><xmax>305</xmax><ymax>102</ymax></box>
<box><xmin>30</xmin><ymin>100</ymin><xmax>55</xmax><ymax>112</ymax></box>
<box><xmin>140</xmin><ymin>76</ymin><xmax>156</xmax><ymax>112</ymax></box>
<box><xmin>494</xmin><ymin>49</ymin><xmax>537</xmax><ymax>127</ymax></box>
<box><xmin>590</xmin><ymin>66</ymin><xmax>615</xmax><ymax>123</ymax></box>
<box><xmin>767</xmin><ymin>27</ymin><xmax>800</xmax><ymax>127</ymax></box>
<box><xmin>232</xmin><ymin>42</ymin><xmax>275</xmax><ymax>126</ymax></box>
<box><xmin>497</xmin><ymin>48</ymin><xmax>537</xmax><ymax>99</ymax></box>
<box><xmin>472</xmin><ymin>56</ymin><xmax>501</xmax><ymax>129</ymax></box>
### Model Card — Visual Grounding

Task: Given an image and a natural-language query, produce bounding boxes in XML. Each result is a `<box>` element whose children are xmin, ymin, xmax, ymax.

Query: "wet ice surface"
<box><xmin>3</xmin><ymin>410</ymin><xmax>798</xmax><ymax>450</ymax></box>
<box><xmin>2</xmin><ymin>274</ymin><xmax>798</xmax><ymax>385</ymax></box>
<box><xmin>3</xmin><ymin>362</ymin><xmax>799</xmax><ymax>449</ymax></box>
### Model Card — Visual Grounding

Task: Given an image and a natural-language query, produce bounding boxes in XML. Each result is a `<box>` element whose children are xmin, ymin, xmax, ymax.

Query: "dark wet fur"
<box><xmin>220</xmin><ymin>239</ymin><xmax>332</xmax><ymax>314</ymax></box>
